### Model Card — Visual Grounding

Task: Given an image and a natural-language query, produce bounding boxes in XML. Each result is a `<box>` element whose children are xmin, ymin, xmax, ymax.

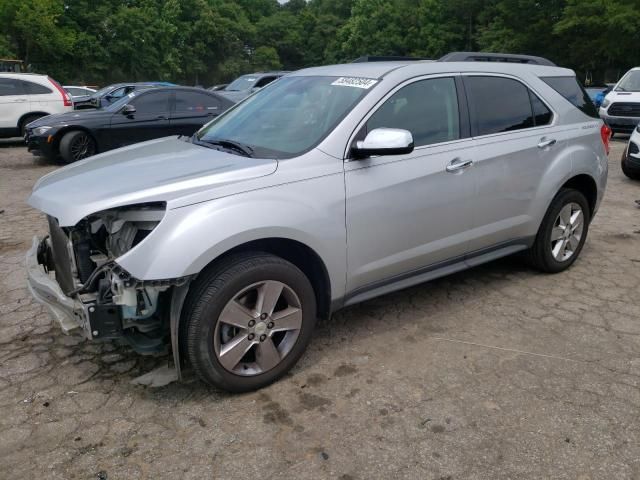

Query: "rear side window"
<box><xmin>174</xmin><ymin>91</ymin><xmax>221</xmax><ymax>113</ymax></box>
<box><xmin>529</xmin><ymin>91</ymin><xmax>553</xmax><ymax>126</ymax></box>
<box><xmin>0</xmin><ymin>78</ymin><xmax>24</xmax><ymax>96</ymax></box>
<box><xmin>541</xmin><ymin>76</ymin><xmax>598</xmax><ymax>118</ymax></box>
<box><xmin>22</xmin><ymin>80</ymin><xmax>52</xmax><ymax>95</ymax></box>
<box><xmin>464</xmin><ymin>76</ymin><xmax>535</xmax><ymax>135</ymax></box>
<box><xmin>366</xmin><ymin>77</ymin><xmax>460</xmax><ymax>147</ymax></box>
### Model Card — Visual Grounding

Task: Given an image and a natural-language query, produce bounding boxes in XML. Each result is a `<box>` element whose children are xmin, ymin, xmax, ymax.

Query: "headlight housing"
<box><xmin>87</xmin><ymin>202</ymin><xmax>166</xmax><ymax>258</ymax></box>
<box><xmin>601</xmin><ymin>98</ymin><xmax>611</xmax><ymax>108</ymax></box>
<box><xmin>34</xmin><ymin>126</ymin><xmax>53</xmax><ymax>136</ymax></box>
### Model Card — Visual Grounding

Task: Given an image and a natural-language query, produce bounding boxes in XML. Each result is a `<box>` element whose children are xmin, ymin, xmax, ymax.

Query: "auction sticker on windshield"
<box><xmin>331</xmin><ymin>77</ymin><xmax>378</xmax><ymax>89</ymax></box>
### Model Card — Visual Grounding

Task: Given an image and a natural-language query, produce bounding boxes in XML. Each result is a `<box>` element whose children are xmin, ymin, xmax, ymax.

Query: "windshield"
<box><xmin>104</xmin><ymin>91</ymin><xmax>137</xmax><ymax>111</ymax></box>
<box><xmin>225</xmin><ymin>75</ymin><xmax>259</xmax><ymax>91</ymax></box>
<box><xmin>91</xmin><ymin>85</ymin><xmax>118</xmax><ymax>98</ymax></box>
<box><xmin>616</xmin><ymin>70</ymin><xmax>640</xmax><ymax>92</ymax></box>
<box><xmin>196</xmin><ymin>76</ymin><xmax>375</xmax><ymax>158</ymax></box>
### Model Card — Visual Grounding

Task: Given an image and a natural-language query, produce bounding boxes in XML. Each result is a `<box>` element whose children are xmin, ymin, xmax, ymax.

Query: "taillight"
<box><xmin>600</xmin><ymin>124</ymin><xmax>611</xmax><ymax>155</ymax></box>
<box><xmin>48</xmin><ymin>77</ymin><xmax>72</xmax><ymax>107</ymax></box>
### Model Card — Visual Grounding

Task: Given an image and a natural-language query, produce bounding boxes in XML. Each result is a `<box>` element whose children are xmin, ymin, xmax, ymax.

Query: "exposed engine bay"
<box><xmin>38</xmin><ymin>202</ymin><xmax>188</xmax><ymax>354</ymax></box>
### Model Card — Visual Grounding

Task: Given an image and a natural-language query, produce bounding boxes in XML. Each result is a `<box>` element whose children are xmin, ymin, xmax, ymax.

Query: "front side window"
<box><xmin>197</xmin><ymin>76</ymin><xmax>372</xmax><ymax>158</ymax></box>
<box><xmin>465</xmin><ymin>76</ymin><xmax>535</xmax><ymax>136</ymax></box>
<box><xmin>0</xmin><ymin>78</ymin><xmax>24</xmax><ymax>96</ymax></box>
<box><xmin>131</xmin><ymin>91</ymin><xmax>170</xmax><ymax>114</ymax></box>
<box><xmin>255</xmin><ymin>76</ymin><xmax>277</xmax><ymax>88</ymax></box>
<box><xmin>366</xmin><ymin>77</ymin><xmax>460</xmax><ymax>147</ymax></box>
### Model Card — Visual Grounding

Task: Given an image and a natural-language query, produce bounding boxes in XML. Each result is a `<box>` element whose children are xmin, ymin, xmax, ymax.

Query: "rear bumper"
<box><xmin>26</xmin><ymin>236</ymin><xmax>84</xmax><ymax>333</ymax></box>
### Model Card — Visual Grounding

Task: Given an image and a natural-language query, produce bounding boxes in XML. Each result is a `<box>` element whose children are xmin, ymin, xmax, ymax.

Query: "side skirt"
<box><xmin>342</xmin><ymin>238</ymin><xmax>534</xmax><ymax>308</ymax></box>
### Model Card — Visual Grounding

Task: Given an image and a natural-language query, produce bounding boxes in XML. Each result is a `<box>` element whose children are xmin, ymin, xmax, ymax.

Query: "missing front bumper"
<box><xmin>26</xmin><ymin>236</ymin><xmax>84</xmax><ymax>333</ymax></box>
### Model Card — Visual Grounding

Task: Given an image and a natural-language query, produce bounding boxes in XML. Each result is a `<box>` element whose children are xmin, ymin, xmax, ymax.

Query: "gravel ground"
<box><xmin>1</xmin><ymin>138</ymin><xmax>639</xmax><ymax>480</ymax></box>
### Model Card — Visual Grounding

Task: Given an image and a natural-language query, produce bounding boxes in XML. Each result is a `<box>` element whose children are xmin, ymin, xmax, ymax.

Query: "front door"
<box><xmin>109</xmin><ymin>90</ymin><xmax>172</xmax><ymax>149</ymax></box>
<box><xmin>345</xmin><ymin>76</ymin><xmax>477</xmax><ymax>295</ymax></box>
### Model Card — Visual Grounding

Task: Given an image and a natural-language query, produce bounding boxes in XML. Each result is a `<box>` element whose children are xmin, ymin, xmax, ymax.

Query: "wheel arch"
<box><xmin>559</xmin><ymin>173</ymin><xmax>598</xmax><ymax>218</ymax></box>
<box><xmin>170</xmin><ymin>237</ymin><xmax>333</xmax><ymax>379</ymax></box>
<box><xmin>194</xmin><ymin>237</ymin><xmax>332</xmax><ymax>321</ymax></box>
<box><xmin>18</xmin><ymin>111</ymin><xmax>49</xmax><ymax>130</ymax></box>
<box><xmin>52</xmin><ymin>126</ymin><xmax>100</xmax><ymax>158</ymax></box>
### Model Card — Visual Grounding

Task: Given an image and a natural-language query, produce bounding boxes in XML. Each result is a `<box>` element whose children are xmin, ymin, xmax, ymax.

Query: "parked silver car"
<box><xmin>27</xmin><ymin>56</ymin><xmax>609</xmax><ymax>392</ymax></box>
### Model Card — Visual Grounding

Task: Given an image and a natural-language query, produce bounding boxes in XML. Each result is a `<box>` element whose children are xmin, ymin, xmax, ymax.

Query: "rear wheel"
<box><xmin>527</xmin><ymin>189</ymin><xmax>590</xmax><ymax>273</ymax></box>
<box><xmin>20</xmin><ymin>114</ymin><xmax>44</xmax><ymax>137</ymax></box>
<box><xmin>59</xmin><ymin>130</ymin><xmax>96</xmax><ymax>163</ymax></box>
<box><xmin>184</xmin><ymin>253</ymin><xmax>317</xmax><ymax>392</ymax></box>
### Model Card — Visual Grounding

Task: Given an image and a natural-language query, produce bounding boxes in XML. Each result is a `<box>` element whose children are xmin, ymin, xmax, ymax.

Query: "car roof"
<box><xmin>0</xmin><ymin>72</ymin><xmax>48</xmax><ymax>79</ymax></box>
<box><xmin>290</xmin><ymin>61</ymin><xmax>573</xmax><ymax>79</ymax></box>
<box><xmin>132</xmin><ymin>86</ymin><xmax>235</xmax><ymax>102</ymax></box>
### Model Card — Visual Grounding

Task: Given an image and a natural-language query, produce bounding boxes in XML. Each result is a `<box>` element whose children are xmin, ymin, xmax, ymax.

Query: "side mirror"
<box><xmin>121</xmin><ymin>104</ymin><xmax>136</xmax><ymax>115</ymax></box>
<box><xmin>352</xmin><ymin>128</ymin><xmax>414</xmax><ymax>158</ymax></box>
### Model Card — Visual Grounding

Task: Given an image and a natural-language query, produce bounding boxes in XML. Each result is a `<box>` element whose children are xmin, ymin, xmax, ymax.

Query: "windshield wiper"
<box><xmin>193</xmin><ymin>136</ymin><xmax>254</xmax><ymax>157</ymax></box>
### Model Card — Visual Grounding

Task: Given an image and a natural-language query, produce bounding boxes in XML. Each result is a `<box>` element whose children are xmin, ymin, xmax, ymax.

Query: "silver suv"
<box><xmin>27</xmin><ymin>56</ymin><xmax>609</xmax><ymax>392</ymax></box>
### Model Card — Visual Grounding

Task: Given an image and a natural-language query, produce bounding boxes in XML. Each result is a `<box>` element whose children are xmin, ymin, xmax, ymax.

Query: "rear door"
<box><xmin>108</xmin><ymin>90</ymin><xmax>172</xmax><ymax>148</ymax></box>
<box><xmin>169</xmin><ymin>90</ymin><xmax>225</xmax><ymax>136</ymax></box>
<box><xmin>462</xmin><ymin>74</ymin><xmax>563</xmax><ymax>255</ymax></box>
<box><xmin>22</xmin><ymin>79</ymin><xmax>54</xmax><ymax>110</ymax></box>
<box><xmin>0</xmin><ymin>78</ymin><xmax>29</xmax><ymax>134</ymax></box>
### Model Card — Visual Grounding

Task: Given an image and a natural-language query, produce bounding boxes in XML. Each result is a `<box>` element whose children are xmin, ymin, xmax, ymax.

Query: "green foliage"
<box><xmin>0</xmin><ymin>0</ymin><xmax>633</xmax><ymax>86</ymax></box>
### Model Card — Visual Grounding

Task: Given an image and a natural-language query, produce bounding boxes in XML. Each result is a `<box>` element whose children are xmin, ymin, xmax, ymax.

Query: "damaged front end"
<box><xmin>26</xmin><ymin>202</ymin><xmax>189</xmax><ymax>355</ymax></box>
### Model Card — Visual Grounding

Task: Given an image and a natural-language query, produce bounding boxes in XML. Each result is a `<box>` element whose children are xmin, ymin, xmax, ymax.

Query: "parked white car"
<box><xmin>599</xmin><ymin>67</ymin><xmax>640</xmax><ymax>135</ymax></box>
<box><xmin>63</xmin><ymin>85</ymin><xmax>97</xmax><ymax>97</ymax></box>
<box><xmin>0</xmin><ymin>73</ymin><xmax>73</xmax><ymax>138</ymax></box>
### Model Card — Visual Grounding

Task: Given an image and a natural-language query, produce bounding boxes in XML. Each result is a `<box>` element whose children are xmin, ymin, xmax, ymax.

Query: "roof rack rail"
<box><xmin>438</xmin><ymin>52</ymin><xmax>556</xmax><ymax>67</ymax></box>
<box><xmin>352</xmin><ymin>55</ymin><xmax>429</xmax><ymax>63</ymax></box>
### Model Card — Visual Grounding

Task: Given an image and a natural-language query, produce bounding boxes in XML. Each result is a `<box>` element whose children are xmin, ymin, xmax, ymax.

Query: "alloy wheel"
<box><xmin>70</xmin><ymin>134</ymin><xmax>95</xmax><ymax>161</ymax></box>
<box><xmin>213</xmin><ymin>280</ymin><xmax>303</xmax><ymax>376</ymax></box>
<box><xmin>550</xmin><ymin>202</ymin><xmax>584</xmax><ymax>262</ymax></box>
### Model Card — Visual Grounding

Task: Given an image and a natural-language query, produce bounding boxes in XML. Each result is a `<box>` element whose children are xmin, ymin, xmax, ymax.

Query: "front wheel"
<box><xmin>621</xmin><ymin>147</ymin><xmax>640</xmax><ymax>180</ymax></box>
<box><xmin>527</xmin><ymin>189</ymin><xmax>590</xmax><ymax>273</ymax></box>
<box><xmin>184</xmin><ymin>253</ymin><xmax>317</xmax><ymax>392</ymax></box>
<box><xmin>59</xmin><ymin>130</ymin><xmax>96</xmax><ymax>163</ymax></box>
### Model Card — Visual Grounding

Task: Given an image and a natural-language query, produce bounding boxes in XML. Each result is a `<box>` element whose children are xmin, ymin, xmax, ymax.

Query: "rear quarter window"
<box><xmin>541</xmin><ymin>76</ymin><xmax>599</xmax><ymax>118</ymax></box>
<box><xmin>23</xmin><ymin>80</ymin><xmax>52</xmax><ymax>95</ymax></box>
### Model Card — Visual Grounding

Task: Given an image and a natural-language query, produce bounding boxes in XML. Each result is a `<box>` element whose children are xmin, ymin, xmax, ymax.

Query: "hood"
<box><xmin>30</xmin><ymin>109</ymin><xmax>110</xmax><ymax>127</ymax></box>
<box><xmin>604</xmin><ymin>90</ymin><xmax>640</xmax><ymax>103</ymax></box>
<box><xmin>28</xmin><ymin>137</ymin><xmax>278</xmax><ymax>226</ymax></box>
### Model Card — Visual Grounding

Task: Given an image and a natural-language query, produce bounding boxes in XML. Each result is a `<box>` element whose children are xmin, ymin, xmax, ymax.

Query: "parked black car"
<box><xmin>72</xmin><ymin>82</ymin><xmax>175</xmax><ymax>110</ymax></box>
<box><xmin>26</xmin><ymin>87</ymin><xmax>235</xmax><ymax>163</ymax></box>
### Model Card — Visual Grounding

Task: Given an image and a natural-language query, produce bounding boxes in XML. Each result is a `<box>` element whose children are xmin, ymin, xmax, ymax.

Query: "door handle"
<box><xmin>446</xmin><ymin>158</ymin><xmax>473</xmax><ymax>173</ymax></box>
<box><xmin>156</xmin><ymin>115</ymin><xmax>168</xmax><ymax>120</ymax></box>
<box><xmin>537</xmin><ymin>138</ymin><xmax>556</xmax><ymax>149</ymax></box>
<box><xmin>13</xmin><ymin>98</ymin><xmax>27</xmax><ymax>103</ymax></box>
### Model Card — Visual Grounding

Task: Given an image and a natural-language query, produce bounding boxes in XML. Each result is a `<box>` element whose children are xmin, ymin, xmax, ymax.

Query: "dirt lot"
<box><xmin>1</xmin><ymin>138</ymin><xmax>639</xmax><ymax>479</ymax></box>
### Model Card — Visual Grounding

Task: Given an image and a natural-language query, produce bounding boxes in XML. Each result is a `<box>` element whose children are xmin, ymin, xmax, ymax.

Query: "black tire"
<box><xmin>527</xmin><ymin>189</ymin><xmax>591</xmax><ymax>273</ymax></box>
<box><xmin>184</xmin><ymin>252</ymin><xmax>317</xmax><ymax>392</ymax></box>
<box><xmin>621</xmin><ymin>147</ymin><xmax>640</xmax><ymax>180</ymax></box>
<box><xmin>20</xmin><ymin>114</ymin><xmax>44</xmax><ymax>137</ymax></box>
<box><xmin>59</xmin><ymin>130</ymin><xmax>96</xmax><ymax>164</ymax></box>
